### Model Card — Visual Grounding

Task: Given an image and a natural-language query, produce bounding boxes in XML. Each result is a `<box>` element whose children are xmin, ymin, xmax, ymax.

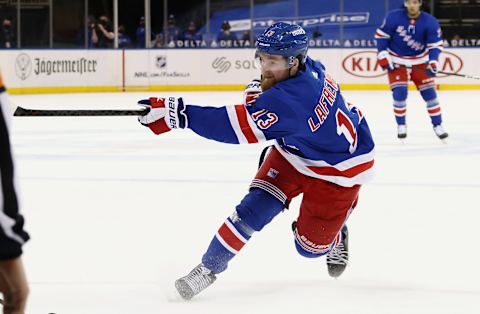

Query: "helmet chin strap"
<box><xmin>288</xmin><ymin>65</ymin><xmax>299</xmax><ymax>78</ymax></box>
<box><xmin>289</xmin><ymin>67</ymin><xmax>293</xmax><ymax>78</ymax></box>
<box><xmin>288</xmin><ymin>57</ymin><xmax>301</xmax><ymax>78</ymax></box>
<box><xmin>287</xmin><ymin>56</ymin><xmax>296</xmax><ymax>78</ymax></box>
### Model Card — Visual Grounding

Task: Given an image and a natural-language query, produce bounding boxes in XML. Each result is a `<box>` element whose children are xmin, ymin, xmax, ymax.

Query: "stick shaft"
<box><xmin>437</xmin><ymin>71</ymin><xmax>480</xmax><ymax>80</ymax></box>
<box><xmin>13</xmin><ymin>107</ymin><xmax>149</xmax><ymax>117</ymax></box>
<box><xmin>396</xmin><ymin>65</ymin><xmax>480</xmax><ymax>80</ymax></box>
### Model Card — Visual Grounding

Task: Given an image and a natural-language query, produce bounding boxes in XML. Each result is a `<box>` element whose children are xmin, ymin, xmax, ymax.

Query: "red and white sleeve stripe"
<box><xmin>226</xmin><ymin>105</ymin><xmax>267</xmax><ymax>144</ymax></box>
<box><xmin>427</xmin><ymin>40</ymin><xmax>444</xmax><ymax>50</ymax></box>
<box><xmin>374</xmin><ymin>28</ymin><xmax>391</xmax><ymax>39</ymax></box>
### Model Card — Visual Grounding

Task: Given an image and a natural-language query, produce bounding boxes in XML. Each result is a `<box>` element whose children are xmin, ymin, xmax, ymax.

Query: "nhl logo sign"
<box><xmin>155</xmin><ymin>55</ymin><xmax>167</xmax><ymax>69</ymax></box>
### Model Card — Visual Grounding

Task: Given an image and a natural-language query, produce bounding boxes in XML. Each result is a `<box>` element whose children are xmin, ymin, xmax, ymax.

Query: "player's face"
<box><xmin>256</xmin><ymin>53</ymin><xmax>298</xmax><ymax>91</ymax></box>
<box><xmin>405</xmin><ymin>0</ymin><xmax>421</xmax><ymax>16</ymax></box>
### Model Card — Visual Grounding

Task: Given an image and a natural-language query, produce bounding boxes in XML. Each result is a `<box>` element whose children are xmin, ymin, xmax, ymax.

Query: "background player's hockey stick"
<box><xmin>435</xmin><ymin>71</ymin><xmax>480</xmax><ymax>80</ymax></box>
<box><xmin>13</xmin><ymin>106</ymin><xmax>150</xmax><ymax>117</ymax></box>
<box><xmin>396</xmin><ymin>64</ymin><xmax>480</xmax><ymax>80</ymax></box>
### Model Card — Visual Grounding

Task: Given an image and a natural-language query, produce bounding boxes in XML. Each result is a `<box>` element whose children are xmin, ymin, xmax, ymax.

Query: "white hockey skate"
<box><xmin>175</xmin><ymin>264</ymin><xmax>216</xmax><ymax>300</ymax></box>
<box><xmin>397</xmin><ymin>124</ymin><xmax>407</xmax><ymax>140</ymax></box>
<box><xmin>326</xmin><ymin>225</ymin><xmax>349</xmax><ymax>278</ymax></box>
<box><xmin>433</xmin><ymin>124</ymin><xmax>449</xmax><ymax>142</ymax></box>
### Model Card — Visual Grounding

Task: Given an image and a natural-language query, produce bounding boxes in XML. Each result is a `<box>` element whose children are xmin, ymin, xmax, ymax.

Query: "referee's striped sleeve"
<box><xmin>0</xmin><ymin>76</ymin><xmax>30</xmax><ymax>260</ymax></box>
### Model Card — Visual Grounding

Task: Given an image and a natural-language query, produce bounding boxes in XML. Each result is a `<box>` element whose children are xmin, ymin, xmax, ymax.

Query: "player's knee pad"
<box><xmin>235</xmin><ymin>188</ymin><xmax>284</xmax><ymax>232</ymax></box>
<box><xmin>420</xmin><ymin>87</ymin><xmax>437</xmax><ymax>101</ymax></box>
<box><xmin>392</xmin><ymin>86</ymin><xmax>408</xmax><ymax>101</ymax></box>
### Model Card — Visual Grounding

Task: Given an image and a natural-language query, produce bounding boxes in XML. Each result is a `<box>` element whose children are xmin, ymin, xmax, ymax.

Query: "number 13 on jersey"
<box><xmin>336</xmin><ymin>109</ymin><xmax>357</xmax><ymax>154</ymax></box>
<box><xmin>336</xmin><ymin>103</ymin><xmax>364</xmax><ymax>154</ymax></box>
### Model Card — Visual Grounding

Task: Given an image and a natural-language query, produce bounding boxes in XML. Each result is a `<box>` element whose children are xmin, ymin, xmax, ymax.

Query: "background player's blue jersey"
<box><xmin>184</xmin><ymin>57</ymin><xmax>375</xmax><ymax>187</ymax></box>
<box><xmin>375</xmin><ymin>9</ymin><xmax>443</xmax><ymax>66</ymax></box>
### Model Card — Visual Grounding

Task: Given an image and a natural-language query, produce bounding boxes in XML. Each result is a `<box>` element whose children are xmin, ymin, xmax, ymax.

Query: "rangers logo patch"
<box><xmin>267</xmin><ymin>168</ymin><xmax>279</xmax><ymax>179</ymax></box>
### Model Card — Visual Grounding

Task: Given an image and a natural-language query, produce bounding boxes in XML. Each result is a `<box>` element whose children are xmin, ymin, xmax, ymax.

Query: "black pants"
<box><xmin>0</xmin><ymin>88</ymin><xmax>29</xmax><ymax>260</ymax></box>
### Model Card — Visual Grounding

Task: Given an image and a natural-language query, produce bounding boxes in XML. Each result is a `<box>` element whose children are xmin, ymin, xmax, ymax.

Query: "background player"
<box><xmin>137</xmin><ymin>22</ymin><xmax>375</xmax><ymax>300</ymax></box>
<box><xmin>0</xmin><ymin>70</ymin><xmax>30</xmax><ymax>313</ymax></box>
<box><xmin>375</xmin><ymin>0</ymin><xmax>448</xmax><ymax>140</ymax></box>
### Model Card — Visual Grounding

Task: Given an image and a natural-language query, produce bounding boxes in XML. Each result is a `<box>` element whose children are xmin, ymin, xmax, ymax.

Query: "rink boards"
<box><xmin>1</xmin><ymin>48</ymin><xmax>479</xmax><ymax>94</ymax></box>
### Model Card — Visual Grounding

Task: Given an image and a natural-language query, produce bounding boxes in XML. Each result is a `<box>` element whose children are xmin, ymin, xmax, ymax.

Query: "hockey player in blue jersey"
<box><xmin>137</xmin><ymin>22</ymin><xmax>375</xmax><ymax>300</ymax></box>
<box><xmin>375</xmin><ymin>0</ymin><xmax>448</xmax><ymax>140</ymax></box>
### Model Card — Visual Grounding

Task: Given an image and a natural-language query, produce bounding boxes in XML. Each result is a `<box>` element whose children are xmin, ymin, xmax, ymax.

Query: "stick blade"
<box><xmin>13</xmin><ymin>106</ymin><xmax>29</xmax><ymax>116</ymax></box>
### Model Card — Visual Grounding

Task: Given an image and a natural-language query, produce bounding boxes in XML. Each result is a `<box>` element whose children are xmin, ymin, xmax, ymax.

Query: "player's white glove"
<box><xmin>427</xmin><ymin>60</ymin><xmax>439</xmax><ymax>77</ymax></box>
<box><xmin>243</xmin><ymin>79</ymin><xmax>262</xmax><ymax>106</ymax></box>
<box><xmin>377</xmin><ymin>50</ymin><xmax>394</xmax><ymax>71</ymax></box>
<box><xmin>137</xmin><ymin>96</ymin><xmax>187</xmax><ymax>135</ymax></box>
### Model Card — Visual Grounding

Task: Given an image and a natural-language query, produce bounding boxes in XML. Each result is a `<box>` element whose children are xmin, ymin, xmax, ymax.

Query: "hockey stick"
<box><xmin>436</xmin><ymin>71</ymin><xmax>480</xmax><ymax>80</ymax></box>
<box><xmin>396</xmin><ymin>64</ymin><xmax>480</xmax><ymax>80</ymax></box>
<box><xmin>13</xmin><ymin>106</ymin><xmax>150</xmax><ymax>117</ymax></box>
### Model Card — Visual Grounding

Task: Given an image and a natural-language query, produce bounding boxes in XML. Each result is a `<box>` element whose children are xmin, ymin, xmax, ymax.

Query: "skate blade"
<box><xmin>175</xmin><ymin>279</ymin><xmax>194</xmax><ymax>301</ymax></box>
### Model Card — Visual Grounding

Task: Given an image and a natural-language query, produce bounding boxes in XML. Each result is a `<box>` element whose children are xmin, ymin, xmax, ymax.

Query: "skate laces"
<box><xmin>182</xmin><ymin>264</ymin><xmax>216</xmax><ymax>295</ymax></box>
<box><xmin>327</xmin><ymin>243</ymin><xmax>348</xmax><ymax>265</ymax></box>
<box><xmin>434</xmin><ymin>125</ymin><xmax>445</xmax><ymax>135</ymax></box>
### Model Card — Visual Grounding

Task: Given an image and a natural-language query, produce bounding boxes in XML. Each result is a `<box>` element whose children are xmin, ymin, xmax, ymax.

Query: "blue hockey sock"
<box><xmin>393</xmin><ymin>100</ymin><xmax>407</xmax><ymax>125</ymax></box>
<box><xmin>421</xmin><ymin>88</ymin><xmax>443</xmax><ymax>126</ymax></box>
<box><xmin>202</xmin><ymin>215</ymin><xmax>253</xmax><ymax>274</ymax></box>
<box><xmin>202</xmin><ymin>189</ymin><xmax>284</xmax><ymax>274</ymax></box>
<box><xmin>392</xmin><ymin>86</ymin><xmax>407</xmax><ymax>125</ymax></box>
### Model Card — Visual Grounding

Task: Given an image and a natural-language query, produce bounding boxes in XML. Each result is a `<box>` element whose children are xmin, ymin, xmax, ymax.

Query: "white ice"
<box><xmin>7</xmin><ymin>90</ymin><xmax>480</xmax><ymax>314</ymax></box>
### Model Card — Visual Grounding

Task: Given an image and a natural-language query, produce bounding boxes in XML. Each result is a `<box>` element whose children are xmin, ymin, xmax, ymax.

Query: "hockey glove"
<box><xmin>138</xmin><ymin>97</ymin><xmax>187</xmax><ymax>135</ymax></box>
<box><xmin>243</xmin><ymin>79</ymin><xmax>262</xmax><ymax>106</ymax></box>
<box><xmin>426</xmin><ymin>60</ymin><xmax>439</xmax><ymax>77</ymax></box>
<box><xmin>377</xmin><ymin>50</ymin><xmax>394</xmax><ymax>71</ymax></box>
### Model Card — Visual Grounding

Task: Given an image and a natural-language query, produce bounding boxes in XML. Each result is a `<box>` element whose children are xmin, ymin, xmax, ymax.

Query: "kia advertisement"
<box><xmin>341</xmin><ymin>50</ymin><xmax>464</xmax><ymax>79</ymax></box>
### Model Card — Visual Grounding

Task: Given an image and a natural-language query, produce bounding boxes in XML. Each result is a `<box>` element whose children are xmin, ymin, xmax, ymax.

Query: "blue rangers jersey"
<box><xmin>184</xmin><ymin>57</ymin><xmax>375</xmax><ymax>187</ymax></box>
<box><xmin>375</xmin><ymin>9</ymin><xmax>443</xmax><ymax>66</ymax></box>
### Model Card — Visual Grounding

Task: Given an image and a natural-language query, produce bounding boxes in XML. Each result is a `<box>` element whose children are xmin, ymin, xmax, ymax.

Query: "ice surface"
<box><xmin>8</xmin><ymin>90</ymin><xmax>480</xmax><ymax>313</ymax></box>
